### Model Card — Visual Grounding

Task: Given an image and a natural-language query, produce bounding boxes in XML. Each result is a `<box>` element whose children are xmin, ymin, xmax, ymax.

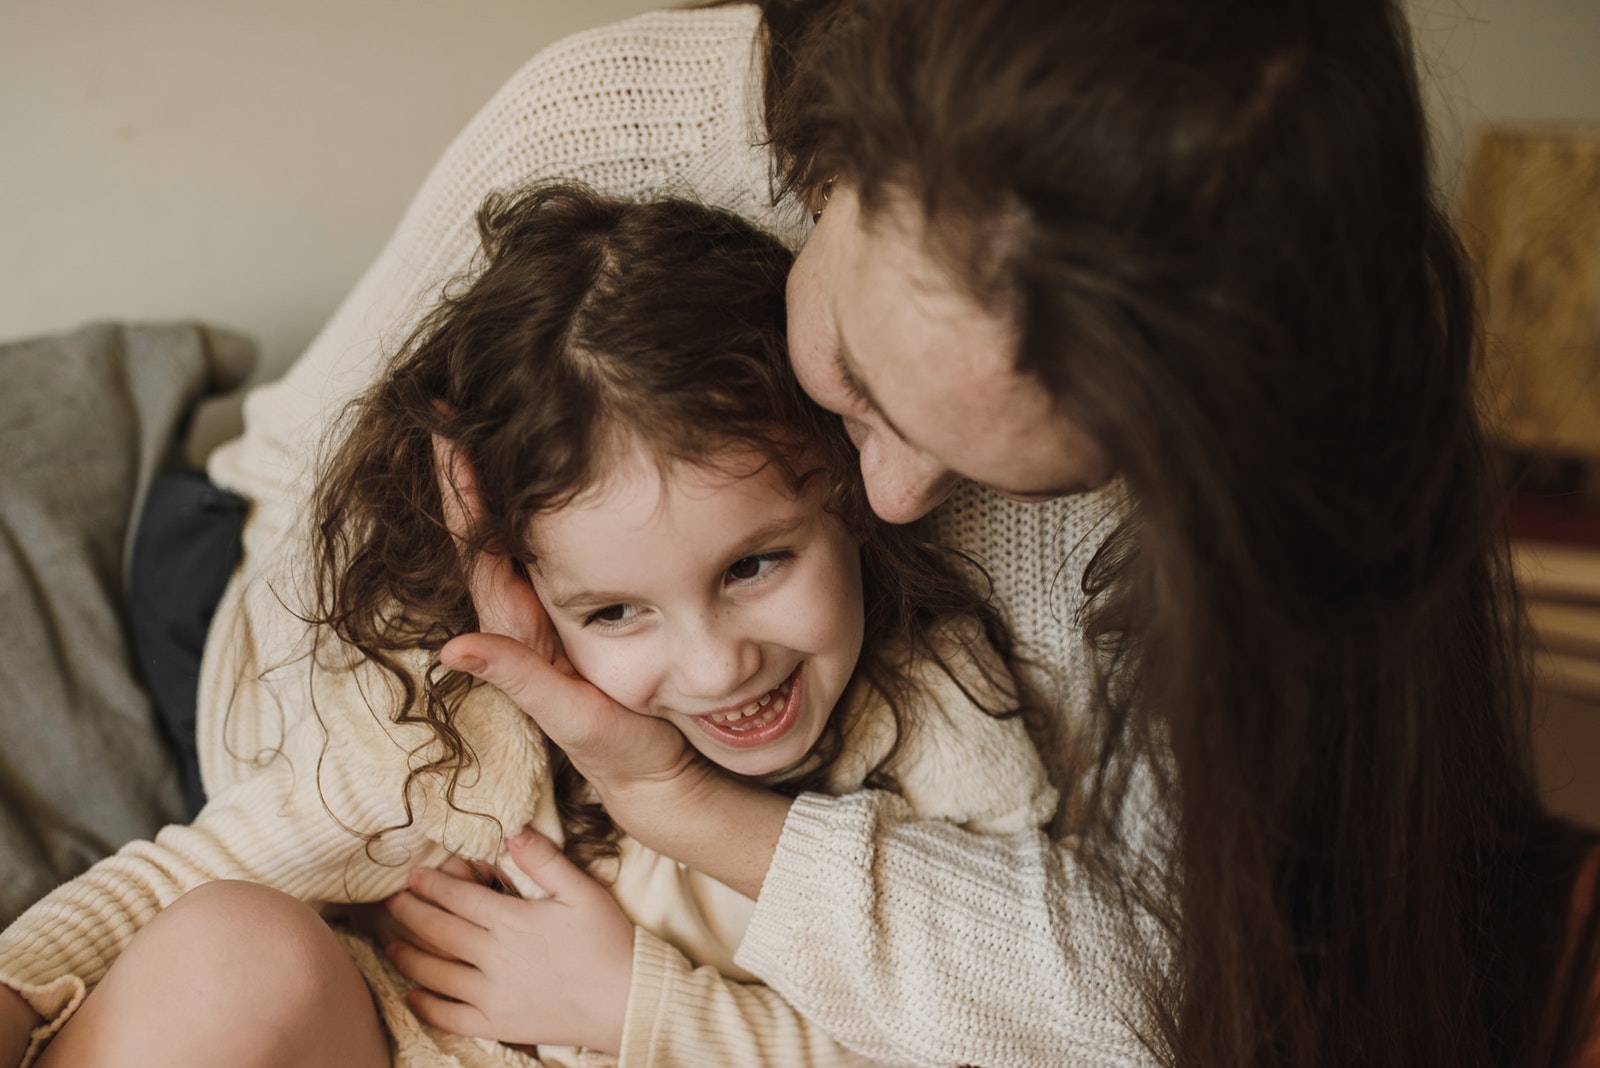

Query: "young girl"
<box><xmin>0</xmin><ymin>182</ymin><xmax>1056</xmax><ymax>1068</ymax></box>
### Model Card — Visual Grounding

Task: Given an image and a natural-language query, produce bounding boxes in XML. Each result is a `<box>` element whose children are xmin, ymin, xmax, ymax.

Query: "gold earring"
<box><xmin>810</xmin><ymin>177</ymin><xmax>836</xmax><ymax>224</ymax></box>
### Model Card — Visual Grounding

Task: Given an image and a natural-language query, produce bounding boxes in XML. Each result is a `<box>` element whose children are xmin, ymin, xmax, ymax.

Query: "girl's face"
<box><xmin>526</xmin><ymin>441</ymin><xmax>865</xmax><ymax>779</ymax></box>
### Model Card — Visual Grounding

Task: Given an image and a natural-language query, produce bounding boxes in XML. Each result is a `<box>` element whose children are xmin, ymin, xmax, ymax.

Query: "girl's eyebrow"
<box><xmin>723</xmin><ymin>513</ymin><xmax>807</xmax><ymax>556</ymax></box>
<box><xmin>547</xmin><ymin>586</ymin><xmax>634</xmax><ymax>613</ymax></box>
<box><xmin>543</xmin><ymin>513</ymin><xmax>810</xmax><ymax>613</ymax></box>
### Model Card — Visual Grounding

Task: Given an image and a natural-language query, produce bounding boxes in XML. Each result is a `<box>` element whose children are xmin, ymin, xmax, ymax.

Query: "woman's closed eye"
<box><xmin>726</xmin><ymin>550</ymin><xmax>795</xmax><ymax>584</ymax></box>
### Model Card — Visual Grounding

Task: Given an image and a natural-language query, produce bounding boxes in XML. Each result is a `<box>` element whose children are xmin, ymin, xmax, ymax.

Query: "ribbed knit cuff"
<box><xmin>616</xmin><ymin>927</ymin><xmax>682</xmax><ymax>1068</ymax></box>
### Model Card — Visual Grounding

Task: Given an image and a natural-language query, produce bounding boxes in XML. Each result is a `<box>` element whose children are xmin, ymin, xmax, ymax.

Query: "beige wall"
<box><xmin>1</xmin><ymin>0</ymin><xmax>1596</xmax><ymax>405</ymax></box>
<box><xmin>0</xmin><ymin>0</ymin><xmax>659</xmax><ymax>397</ymax></box>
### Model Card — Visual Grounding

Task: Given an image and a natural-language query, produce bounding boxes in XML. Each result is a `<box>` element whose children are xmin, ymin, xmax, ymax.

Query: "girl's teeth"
<box><xmin>727</xmin><ymin>705</ymin><xmax>780</xmax><ymax>732</ymax></box>
<box><xmin>709</xmin><ymin>678</ymin><xmax>792</xmax><ymax>725</ymax></box>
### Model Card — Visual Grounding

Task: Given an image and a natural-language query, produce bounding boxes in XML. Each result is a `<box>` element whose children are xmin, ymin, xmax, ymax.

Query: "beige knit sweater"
<box><xmin>3</xmin><ymin>6</ymin><xmax>1159</xmax><ymax>1067</ymax></box>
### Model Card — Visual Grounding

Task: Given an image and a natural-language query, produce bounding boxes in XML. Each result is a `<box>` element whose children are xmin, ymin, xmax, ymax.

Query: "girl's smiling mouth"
<box><xmin>688</xmin><ymin>666</ymin><xmax>804</xmax><ymax>749</ymax></box>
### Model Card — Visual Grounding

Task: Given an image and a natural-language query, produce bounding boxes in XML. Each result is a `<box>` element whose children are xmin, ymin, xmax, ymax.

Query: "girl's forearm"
<box><xmin>594</xmin><ymin>769</ymin><xmax>791</xmax><ymax>899</ymax></box>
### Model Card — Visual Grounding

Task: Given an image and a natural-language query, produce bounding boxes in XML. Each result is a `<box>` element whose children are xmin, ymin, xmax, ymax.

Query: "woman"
<box><xmin>430</xmin><ymin>0</ymin><xmax>1600</xmax><ymax>1065</ymax></box>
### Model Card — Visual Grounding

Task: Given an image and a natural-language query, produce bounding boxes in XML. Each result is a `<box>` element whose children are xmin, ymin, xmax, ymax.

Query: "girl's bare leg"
<box><xmin>35</xmin><ymin>881</ymin><xmax>389</xmax><ymax>1068</ymax></box>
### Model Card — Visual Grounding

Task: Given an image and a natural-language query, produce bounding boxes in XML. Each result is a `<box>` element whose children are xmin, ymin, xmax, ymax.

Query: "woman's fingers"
<box><xmin>431</xmin><ymin>432</ymin><xmax>562</xmax><ymax>660</ymax></box>
<box><xmin>441</xmin><ymin>633</ymin><xmax>667</xmax><ymax>770</ymax></box>
<box><xmin>465</xmin><ymin>548</ymin><xmax>557</xmax><ymax>658</ymax></box>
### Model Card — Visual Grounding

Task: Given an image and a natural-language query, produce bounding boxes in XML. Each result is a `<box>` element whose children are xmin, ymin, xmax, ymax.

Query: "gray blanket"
<box><xmin>0</xmin><ymin>321</ymin><xmax>255</xmax><ymax>924</ymax></box>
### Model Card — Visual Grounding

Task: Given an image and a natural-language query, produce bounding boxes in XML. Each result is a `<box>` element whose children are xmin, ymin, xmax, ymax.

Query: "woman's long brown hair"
<box><xmin>763</xmin><ymin>0</ymin><xmax>1600</xmax><ymax>1062</ymax></box>
<box><xmin>309</xmin><ymin>181</ymin><xmax>1018</xmax><ymax>872</ymax></box>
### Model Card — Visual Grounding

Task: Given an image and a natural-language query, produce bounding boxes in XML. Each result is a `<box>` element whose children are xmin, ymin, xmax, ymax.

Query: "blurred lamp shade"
<box><xmin>1459</xmin><ymin>125</ymin><xmax>1600</xmax><ymax>460</ymax></box>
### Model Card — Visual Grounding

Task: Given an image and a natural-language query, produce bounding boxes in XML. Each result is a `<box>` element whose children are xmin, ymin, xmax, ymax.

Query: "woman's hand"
<box><xmin>384</xmin><ymin>829</ymin><xmax>634</xmax><ymax>1053</ymax></box>
<box><xmin>0</xmin><ymin>983</ymin><xmax>40</xmax><ymax>1068</ymax></box>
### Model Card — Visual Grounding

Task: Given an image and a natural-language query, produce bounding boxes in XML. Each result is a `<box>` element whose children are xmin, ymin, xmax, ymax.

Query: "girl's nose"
<box><xmin>675</xmin><ymin>616</ymin><xmax>762</xmax><ymax>702</ymax></box>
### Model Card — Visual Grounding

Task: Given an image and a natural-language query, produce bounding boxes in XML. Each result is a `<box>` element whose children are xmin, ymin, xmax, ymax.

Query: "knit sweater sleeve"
<box><xmin>620</xmin><ymin>930</ymin><xmax>891</xmax><ymax>1067</ymax></box>
<box><xmin>0</xmin><ymin>537</ymin><xmax>556</xmax><ymax>1063</ymax></box>
<box><xmin>734</xmin><ymin>792</ymin><xmax>1160</xmax><ymax>1068</ymax></box>
<box><xmin>615</xmin><ymin>630</ymin><xmax>1064</xmax><ymax>1066</ymax></box>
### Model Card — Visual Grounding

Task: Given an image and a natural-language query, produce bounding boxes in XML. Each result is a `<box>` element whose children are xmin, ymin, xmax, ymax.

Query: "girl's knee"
<box><xmin>39</xmin><ymin>881</ymin><xmax>386</xmax><ymax>1068</ymax></box>
<box><xmin>120</xmin><ymin>882</ymin><xmax>358</xmax><ymax>1016</ymax></box>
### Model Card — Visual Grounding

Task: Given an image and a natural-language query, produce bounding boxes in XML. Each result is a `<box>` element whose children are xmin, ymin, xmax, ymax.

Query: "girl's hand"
<box><xmin>345</xmin><ymin>855</ymin><xmax>488</xmax><ymax>961</ymax></box>
<box><xmin>384</xmin><ymin>829</ymin><xmax>634</xmax><ymax>1053</ymax></box>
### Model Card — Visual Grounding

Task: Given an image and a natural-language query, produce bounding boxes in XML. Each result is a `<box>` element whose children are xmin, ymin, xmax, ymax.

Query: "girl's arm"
<box><xmin>385</xmin><ymin>829</ymin><xmax>889</xmax><ymax>1067</ymax></box>
<box><xmin>619</xmin><ymin>929</ymin><xmax>889</xmax><ymax>1067</ymax></box>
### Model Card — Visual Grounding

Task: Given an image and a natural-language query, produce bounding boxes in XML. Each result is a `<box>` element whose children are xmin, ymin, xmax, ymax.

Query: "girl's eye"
<box><xmin>583</xmin><ymin>603</ymin><xmax>641</xmax><ymax>629</ymax></box>
<box><xmin>726</xmin><ymin>551</ymin><xmax>793</xmax><ymax>583</ymax></box>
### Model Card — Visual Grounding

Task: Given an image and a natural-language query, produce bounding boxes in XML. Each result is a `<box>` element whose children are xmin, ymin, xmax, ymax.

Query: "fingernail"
<box><xmin>448</xmin><ymin>655</ymin><xmax>487</xmax><ymax>676</ymax></box>
<box><xmin>508</xmin><ymin>826</ymin><xmax>534</xmax><ymax>847</ymax></box>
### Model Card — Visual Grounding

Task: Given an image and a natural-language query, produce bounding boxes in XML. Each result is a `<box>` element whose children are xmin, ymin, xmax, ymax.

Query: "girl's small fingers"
<box><xmin>355</xmin><ymin>898</ymin><xmax>451</xmax><ymax>961</ymax></box>
<box><xmin>435</xmin><ymin>854</ymin><xmax>504</xmax><ymax>887</ymax></box>
<box><xmin>386</xmin><ymin>885</ymin><xmax>490</xmax><ymax>959</ymax></box>
<box><xmin>387</xmin><ymin>940</ymin><xmax>481</xmax><ymax>1005</ymax></box>
<box><xmin>505</xmin><ymin>828</ymin><xmax>601</xmax><ymax>903</ymax></box>
<box><xmin>436</xmin><ymin>854</ymin><xmax>476</xmax><ymax>880</ymax></box>
<box><xmin>408</xmin><ymin>865</ymin><xmax>510</xmax><ymax>929</ymax></box>
<box><xmin>405</xmin><ymin>984</ymin><xmax>493</xmax><ymax>1040</ymax></box>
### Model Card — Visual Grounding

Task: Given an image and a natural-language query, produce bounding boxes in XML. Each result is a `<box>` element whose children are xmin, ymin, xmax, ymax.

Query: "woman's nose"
<box><xmin>860</xmin><ymin>435</ymin><xmax>961</xmax><ymax>524</ymax></box>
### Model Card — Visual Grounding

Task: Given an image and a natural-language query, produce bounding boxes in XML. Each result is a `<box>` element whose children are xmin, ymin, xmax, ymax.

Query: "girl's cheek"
<box><xmin>771</xmin><ymin>589</ymin><xmax>855</xmax><ymax>655</ymax></box>
<box><xmin>569</xmin><ymin>643</ymin><xmax>656</xmax><ymax>715</ymax></box>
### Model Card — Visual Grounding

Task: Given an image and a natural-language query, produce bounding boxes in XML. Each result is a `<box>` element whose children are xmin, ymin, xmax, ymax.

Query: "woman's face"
<box><xmin>787</xmin><ymin>182</ymin><xmax>1112</xmax><ymax>523</ymax></box>
<box><xmin>527</xmin><ymin>442</ymin><xmax>864</xmax><ymax>779</ymax></box>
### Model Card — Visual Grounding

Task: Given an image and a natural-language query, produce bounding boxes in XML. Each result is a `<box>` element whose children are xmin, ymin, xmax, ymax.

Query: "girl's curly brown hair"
<box><xmin>308</xmin><ymin>180</ymin><xmax>1020</xmax><ymax>872</ymax></box>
